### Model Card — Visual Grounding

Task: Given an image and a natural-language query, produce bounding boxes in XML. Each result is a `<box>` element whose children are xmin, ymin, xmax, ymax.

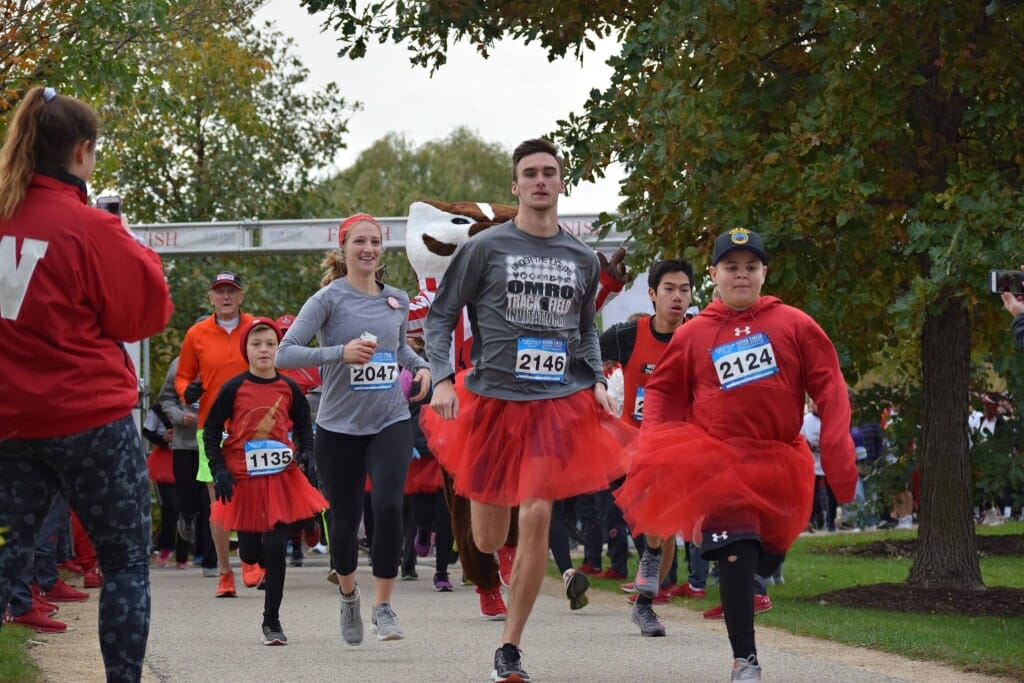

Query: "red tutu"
<box><xmin>146</xmin><ymin>446</ymin><xmax>174</xmax><ymax>484</ymax></box>
<box><xmin>405</xmin><ymin>456</ymin><xmax>442</xmax><ymax>495</ymax></box>
<box><xmin>210</xmin><ymin>466</ymin><xmax>329</xmax><ymax>533</ymax></box>
<box><xmin>420</xmin><ymin>374</ymin><xmax>636</xmax><ymax>506</ymax></box>
<box><xmin>615</xmin><ymin>423</ymin><xmax>814</xmax><ymax>555</ymax></box>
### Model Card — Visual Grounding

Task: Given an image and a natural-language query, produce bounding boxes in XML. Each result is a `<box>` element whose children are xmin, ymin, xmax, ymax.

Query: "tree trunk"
<box><xmin>906</xmin><ymin>295</ymin><xmax>983</xmax><ymax>589</ymax></box>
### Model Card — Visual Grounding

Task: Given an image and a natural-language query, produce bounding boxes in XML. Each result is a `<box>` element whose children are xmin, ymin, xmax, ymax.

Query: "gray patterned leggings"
<box><xmin>0</xmin><ymin>414</ymin><xmax>150</xmax><ymax>682</ymax></box>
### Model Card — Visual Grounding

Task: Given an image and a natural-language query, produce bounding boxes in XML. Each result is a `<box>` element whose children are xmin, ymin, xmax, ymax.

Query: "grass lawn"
<box><xmin>579</xmin><ymin>522</ymin><xmax>1024</xmax><ymax>679</ymax></box>
<box><xmin>0</xmin><ymin>623</ymin><xmax>40</xmax><ymax>683</ymax></box>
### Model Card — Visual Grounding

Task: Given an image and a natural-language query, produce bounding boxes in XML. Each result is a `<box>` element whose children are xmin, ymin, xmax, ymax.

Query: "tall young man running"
<box><xmin>423</xmin><ymin>139</ymin><xmax>633</xmax><ymax>682</ymax></box>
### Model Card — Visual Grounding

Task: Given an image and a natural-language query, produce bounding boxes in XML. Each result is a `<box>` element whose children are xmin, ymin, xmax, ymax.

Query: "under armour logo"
<box><xmin>734</xmin><ymin>327</ymin><xmax>750</xmax><ymax>336</ymax></box>
<box><xmin>711</xmin><ymin>531</ymin><xmax>729</xmax><ymax>543</ymax></box>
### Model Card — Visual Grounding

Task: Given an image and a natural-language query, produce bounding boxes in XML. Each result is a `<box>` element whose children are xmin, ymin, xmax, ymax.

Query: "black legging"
<box><xmin>401</xmin><ymin>491</ymin><xmax>455</xmax><ymax>575</ymax></box>
<box><xmin>315</xmin><ymin>420</ymin><xmax>413</xmax><ymax>579</ymax></box>
<box><xmin>154</xmin><ymin>483</ymin><xmax>190</xmax><ymax>563</ymax></box>
<box><xmin>714</xmin><ymin>540</ymin><xmax>784</xmax><ymax>661</ymax></box>
<box><xmin>237</xmin><ymin>523</ymin><xmax>291</xmax><ymax>625</ymax></box>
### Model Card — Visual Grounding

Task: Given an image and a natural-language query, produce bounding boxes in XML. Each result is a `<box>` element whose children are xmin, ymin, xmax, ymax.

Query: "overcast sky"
<box><xmin>254</xmin><ymin>0</ymin><xmax>626</xmax><ymax>215</ymax></box>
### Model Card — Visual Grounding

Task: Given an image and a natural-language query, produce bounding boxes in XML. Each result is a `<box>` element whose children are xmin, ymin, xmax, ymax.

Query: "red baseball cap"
<box><xmin>276</xmin><ymin>314</ymin><xmax>296</xmax><ymax>330</ymax></box>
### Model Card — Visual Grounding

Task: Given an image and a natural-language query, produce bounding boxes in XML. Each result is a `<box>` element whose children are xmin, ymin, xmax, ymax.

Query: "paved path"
<box><xmin>31</xmin><ymin>552</ymin><xmax>1007</xmax><ymax>682</ymax></box>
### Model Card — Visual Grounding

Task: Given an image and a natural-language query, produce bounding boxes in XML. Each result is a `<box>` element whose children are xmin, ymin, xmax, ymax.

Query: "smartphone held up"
<box><xmin>990</xmin><ymin>269</ymin><xmax>1024</xmax><ymax>296</ymax></box>
<box><xmin>96</xmin><ymin>195</ymin><xmax>122</xmax><ymax>216</ymax></box>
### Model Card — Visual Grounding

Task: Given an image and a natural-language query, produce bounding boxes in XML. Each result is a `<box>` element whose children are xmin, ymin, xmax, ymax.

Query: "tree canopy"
<box><xmin>307</xmin><ymin>0</ymin><xmax>1024</xmax><ymax>589</ymax></box>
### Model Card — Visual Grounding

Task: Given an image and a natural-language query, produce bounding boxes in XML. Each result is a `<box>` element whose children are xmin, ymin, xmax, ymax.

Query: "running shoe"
<box><xmin>596</xmin><ymin>567</ymin><xmax>627</xmax><ymax>580</ymax></box>
<box><xmin>339</xmin><ymin>587</ymin><xmax>363</xmax><ymax>645</ymax></box>
<box><xmin>40</xmin><ymin>579</ymin><xmax>89</xmax><ymax>603</ymax></box>
<box><xmin>477</xmin><ymin>585</ymin><xmax>507</xmax><ymax>621</ymax></box>
<box><xmin>492</xmin><ymin>643</ymin><xmax>530</xmax><ymax>682</ymax></box>
<box><xmin>563</xmin><ymin>568</ymin><xmax>589</xmax><ymax>611</ymax></box>
<box><xmin>157</xmin><ymin>549</ymin><xmax>171</xmax><ymax>568</ymax></box>
<box><xmin>215</xmin><ymin>571</ymin><xmax>236</xmax><ymax>598</ymax></box>
<box><xmin>576</xmin><ymin>562</ymin><xmax>601</xmax><ymax>575</ymax></box>
<box><xmin>433</xmin><ymin>572</ymin><xmax>454</xmax><ymax>592</ymax></box>
<box><xmin>371</xmin><ymin>602</ymin><xmax>405</xmax><ymax>641</ymax></box>
<box><xmin>202</xmin><ymin>567</ymin><xmax>220</xmax><ymax>578</ymax></box>
<box><xmin>5</xmin><ymin>606</ymin><xmax>67</xmax><ymax>633</ymax></box>
<box><xmin>241</xmin><ymin>562</ymin><xmax>262</xmax><ymax>588</ymax></box>
<box><xmin>631</xmin><ymin>601</ymin><xmax>666</xmax><ymax>637</ymax></box>
<box><xmin>261</xmin><ymin>621</ymin><xmax>288</xmax><ymax>646</ymax></box>
<box><xmin>670</xmin><ymin>583</ymin><xmax>707</xmax><ymax>599</ymax></box>
<box><xmin>633</xmin><ymin>548</ymin><xmax>661</xmax><ymax>598</ymax></box>
<box><xmin>176</xmin><ymin>515</ymin><xmax>196</xmax><ymax>543</ymax></box>
<box><xmin>497</xmin><ymin>545</ymin><xmax>516</xmax><ymax>588</ymax></box>
<box><xmin>414</xmin><ymin>528</ymin><xmax>432</xmax><ymax>557</ymax></box>
<box><xmin>703</xmin><ymin>594</ymin><xmax>773</xmax><ymax>619</ymax></box>
<box><xmin>731</xmin><ymin>655</ymin><xmax>762</xmax><ymax>681</ymax></box>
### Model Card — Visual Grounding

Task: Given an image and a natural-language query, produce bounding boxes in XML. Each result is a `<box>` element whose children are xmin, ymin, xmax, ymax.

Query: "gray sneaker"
<box><xmin>371</xmin><ymin>602</ymin><xmax>405</xmax><ymax>641</ymax></box>
<box><xmin>261</xmin><ymin>621</ymin><xmax>287</xmax><ymax>646</ymax></box>
<box><xmin>201</xmin><ymin>567</ymin><xmax>219</xmax><ymax>578</ymax></box>
<box><xmin>634</xmin><ymin>548</ymin><xmax>661</xmax><ymax>598</ymax></box>
<box><xmin>631</xmin><ymin>601</ymin><xmax>666</xmax><ymax>637</ymax></box>
<box><xmin>339</xmin><ymin>587</ymin><xmax>363</xmax><ymax>645</ymax></box>
<box><xmin>731</xmin><ymin>655</ymin><xmax>762</xmax><ymax>681</ymax></box>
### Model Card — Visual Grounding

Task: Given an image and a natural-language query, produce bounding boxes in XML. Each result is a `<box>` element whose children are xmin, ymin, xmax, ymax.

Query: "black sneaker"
<box><xmin>492</xmin><ymin>643</ymin><xmax>530</xmax><ymax>682</ymax></box>
<box><xmin>563</xmin><ymin>568</ymin><xmax>590</xmax><ymax>611</ymax></box>
<box><xmin>291</xmin><ymin>549</ymin><xmax>304</xmax><ymax>567</ymax></box>
<box><xmin>262</xmin><ymin>621</ymin><xmax>287</xmax><ymax>646</ymax></box>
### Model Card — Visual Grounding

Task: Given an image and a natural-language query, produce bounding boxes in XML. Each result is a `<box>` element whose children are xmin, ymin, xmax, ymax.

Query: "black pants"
<box><xmin>315</xmin><ymin>420</ymin><xmax>413</xmax><ymax>579</ymax></box>
<box><xmin>401</xmin><ymin>491</ymin><xmax>455</xmax><ymax>575</ymax></box>
<box><xmin>237</xmin><ymin>523</ymin><xmax>291</xmax><ymax>625</ymax></box>
<box><xmin>154</xmin><ymin>482</ymin><xmax>190</xmax><ymax>563</ymax></box>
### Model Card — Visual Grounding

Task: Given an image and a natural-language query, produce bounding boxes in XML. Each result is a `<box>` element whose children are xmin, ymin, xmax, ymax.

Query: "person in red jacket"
<box><xmin>616</xmin><ymin>228</ymin><xmax>857</xmax><ymax>683</ymax></box>
<box><xmin>0</xmin><ymin>86</ymin><xmax>172</xmax><ymax>681</ymax></box>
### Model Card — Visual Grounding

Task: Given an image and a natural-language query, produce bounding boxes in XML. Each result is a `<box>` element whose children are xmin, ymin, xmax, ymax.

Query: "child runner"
<box><xmin>616</xmin><ymin>228</ymin><xmax>858</xmax><ymax>682</ymax></box>
<box><xmin>276</xmin><ymin>213</ymin><xmax>430</xmax><ymax>645</ymax></box>
<box><xmin>203</xmin><ymin>318</ymin><xmax>329</xmax><ymax>645</ymax></box>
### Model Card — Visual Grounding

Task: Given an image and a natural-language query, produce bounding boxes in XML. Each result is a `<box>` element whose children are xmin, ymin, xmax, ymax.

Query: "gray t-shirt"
<box><xmin>425</xmin><ymin>220</ymin><xmax>605</xmax><ymax>401</ymax></box>
<box><xmin>276</xmin><ymin>277</ymin><xmax>427</xmax><ymax>436</ymax></box>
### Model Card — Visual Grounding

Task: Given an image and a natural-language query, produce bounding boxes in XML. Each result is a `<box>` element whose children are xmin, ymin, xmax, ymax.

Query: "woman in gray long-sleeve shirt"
<box><xmin>276</xmin><ymin>213</ymin><xmax>430</xmax><ymax>646</ymax></box>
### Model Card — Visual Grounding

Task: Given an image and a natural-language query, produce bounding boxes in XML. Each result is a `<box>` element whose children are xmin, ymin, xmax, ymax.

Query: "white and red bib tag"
<box><xmin>711</xmin><ymin>332</ymin><xmax>778</xmax><ymax>390</ymax></box>
<box><xmin>244</xmin><ymin>439</ymin><xmax>293</xmax><ymax>476</ymax></box>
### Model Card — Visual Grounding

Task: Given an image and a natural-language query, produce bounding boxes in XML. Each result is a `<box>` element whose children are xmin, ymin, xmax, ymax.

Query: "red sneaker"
<box><xmin>620</xmin><ymin>581</ymin><xmax>636</xmax><ymax>593</ymax></box>
<box><xmin>496</xmin><ymin>545</ymin><xmax>516</xmax><ymax>589</ymax></box>
<box><xmin>476</xmin><ymin>586</ymin><xmax>507</xmax><ymax>621</ymax></box>
<box><xmin>628</xmin><ymin>588</ymin><xmax>672</xmax><ymax>605</ymax></box>
<box><xmin>302</xmin><ymin>523</ymin><xmax>321</xmax><ymax>549</ymax></box>
<box><xmin>703</xmin><ymin>594</ymin><xmax>773</xmax><ymax>619</ymax></box>
<box><xmin>241</xmin><ymin>562</ymin><xmax>263</xmax><ymax>588</ymax></box>
<box><xmin>33</xmin><ymin>594</ymin><xmax>60</xmax><ymax>617</ymax></box>
<box><xmin>5</xmin><ymin>606</ymin><xmax>67</xmax><ymax>633</ymax></box>
<box><xmin>215</xmin><ymin>571</ymin><xmax>237</xmax><ymax>598</ymax></box>
<box><xmin>58</xmin><ymin>560</ymin><xmax>85</xmax><ymax>575</ymax></box>
<box><xmin>596</xmin><ymin>567</ymin><xmax>628</xmax><ymax>580</ymax></box>
<box><xmin>576</xmin><ymin>562</ymin><xmax>602</xmax><ymax>576</ymax></box>
<box><xmin>83</xmin><ymin>568</ymin><xmax>103</xmax><ymax>588</ymax></box>
<box><xmin>670</xmin><ymin>583</ymin><xmax>707</xmax><ymax>599</ymax></box>
<box><xmin>40</xmin><ymin>579</ymin><xmax>90</xmax><ymax>603</ymax></box>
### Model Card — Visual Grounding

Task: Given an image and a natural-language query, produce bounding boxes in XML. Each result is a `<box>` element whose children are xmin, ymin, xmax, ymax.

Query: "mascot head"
<box><xmin>406</xmin><ymin>200</ymin><xmax>518</xmax><ymax>281</ymax></box>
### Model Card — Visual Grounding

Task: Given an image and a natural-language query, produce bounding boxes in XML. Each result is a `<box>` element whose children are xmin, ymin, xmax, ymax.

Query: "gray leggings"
<box><xmin>315</xmin><ymin>420</ymin><xmax>412</xmax><ymax>579</ymax></box>
<box><xmin>0</xmin><ymin>414</ymin><xmax>150</xmax><ymax>682</ymax></box>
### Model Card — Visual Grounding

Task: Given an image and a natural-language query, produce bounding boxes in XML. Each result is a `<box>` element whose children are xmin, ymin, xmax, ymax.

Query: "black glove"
<box><xmin>184</xmin><ymin>380</ymin><xmax>204</xmax><ymax>405</ymax></box>
<box><xmin>212</xmin><ymin>467</ymin><xmax>236</xmax><ymax>503</ymax></box>
<box><xmin>297</xmin><ymin>450</ymin><xmax>318</xmax><ymax>487</ymax></box>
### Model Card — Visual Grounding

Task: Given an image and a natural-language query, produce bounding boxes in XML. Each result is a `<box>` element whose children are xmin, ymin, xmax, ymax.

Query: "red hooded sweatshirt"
<box><xmin>0</xmin><ymin>174</ymin><xmax>173</xmax><ymax>439</ymax></box>
<box><xmin>643</xmin><ymin>296</ymin><xmax>858</xmax><ymax>502</ymax></box>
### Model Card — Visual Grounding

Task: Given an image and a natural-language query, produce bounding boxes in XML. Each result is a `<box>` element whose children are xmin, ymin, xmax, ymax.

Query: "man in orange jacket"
<box><xmin>175</xmin><ymin>271</ymin><xmax>254</xmax><ymax>598</ymax></box>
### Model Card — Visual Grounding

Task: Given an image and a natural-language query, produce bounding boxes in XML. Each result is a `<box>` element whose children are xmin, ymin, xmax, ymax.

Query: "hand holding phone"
<box><xmin>989</xmin><ymin>269</ymin><xmax>1024</xmax><ymax>295</ymax></box>
<box><xmin>96</xmin><ymin>195</ymin><xmax>122</xmax><ymax>216</ymax></box>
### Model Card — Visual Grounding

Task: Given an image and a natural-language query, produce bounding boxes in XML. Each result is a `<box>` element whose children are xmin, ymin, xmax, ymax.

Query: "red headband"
<box><xmin>338</xmin><ymin>213</ymin><xmax>382</xmax><ymax>248</ymax></box>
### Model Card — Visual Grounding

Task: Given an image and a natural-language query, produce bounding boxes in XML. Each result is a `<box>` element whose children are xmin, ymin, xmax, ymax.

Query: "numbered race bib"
<box><xmin>245</xmin><ymin>439</ymin><xmax>294</xmax><ymax>476</ymax></box>
<box><xmin>632</xmin><ymin>386</ymin><xmax>645</xmax><ymax>422</ymax></box>
<box><xmin>351</xmin><ymin>350</ymin><xmax>399</xmax><ymax>391</ymax></box>
<box><xmin>514</xmin><ymin>337</ymin><xmax>567</xmax><ymax>383</ymax></box>
<box><xmin>711</xmin><ymin>332</ymin><xmax>778</xmax><ymax>390</ymax></box>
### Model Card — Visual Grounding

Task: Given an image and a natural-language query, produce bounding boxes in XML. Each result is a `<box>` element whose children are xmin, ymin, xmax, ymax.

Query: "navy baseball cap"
<box><xmin>209</xmin><ymin>271</ymin><xmax>243</xmax><ymax>290</ymax></box>
<box><xmin>711</xmin><ymin>228</ymin><xmax>768</xmax><ymax>265</ymax></box>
